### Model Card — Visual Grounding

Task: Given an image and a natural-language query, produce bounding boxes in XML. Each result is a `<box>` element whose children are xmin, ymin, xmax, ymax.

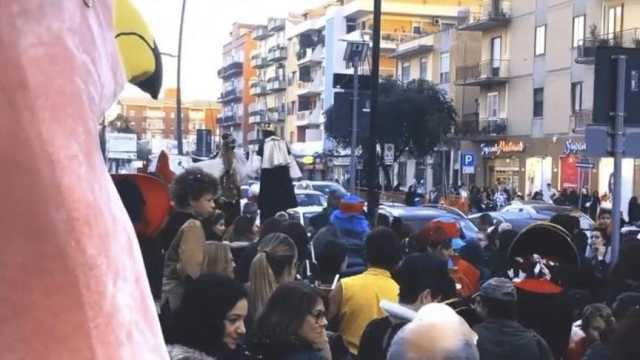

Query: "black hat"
<box><xmin>393</xmin><ymin>253</ymin><xmax>456</xmax><ymax>302</ymax></box>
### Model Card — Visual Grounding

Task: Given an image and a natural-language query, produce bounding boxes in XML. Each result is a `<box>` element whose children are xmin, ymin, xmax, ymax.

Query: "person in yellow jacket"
<box><xmin>328</xmin><ymin>228</ymin><xmax>404</xmax><ymax>355</ymax></box>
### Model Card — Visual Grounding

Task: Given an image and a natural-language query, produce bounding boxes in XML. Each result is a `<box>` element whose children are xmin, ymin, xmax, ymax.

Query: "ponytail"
<box><xmin>248</xmin><ymin>233</ymin><xmax>298</xmax><ymax>320</ymax></box>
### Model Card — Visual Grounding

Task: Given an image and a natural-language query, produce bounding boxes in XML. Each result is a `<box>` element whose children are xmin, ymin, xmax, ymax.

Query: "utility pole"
<box><xmin>367</xmin><ymin>0</ymin><xmax>382</xmax><ymax>221</ymax></box>
<box><xmin>349</xmin><ymin>60</ymin><xmax>359</xmax><ymax>194</ymax></box>
<box><xmin>610</xmin><ymin>54</ymin><xmax>626</xmax><ymax>265</ymax></box>
<box><xmin>176</xmin><ymin>0</ymin><xmax>187</xmax><ymax>155</ymax></box>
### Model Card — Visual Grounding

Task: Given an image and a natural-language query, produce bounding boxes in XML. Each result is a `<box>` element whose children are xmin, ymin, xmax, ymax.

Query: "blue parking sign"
<box><xmin>461</xmin><ymin>153</ymin><xmax>475</xmax><ymax>174</ymax></box>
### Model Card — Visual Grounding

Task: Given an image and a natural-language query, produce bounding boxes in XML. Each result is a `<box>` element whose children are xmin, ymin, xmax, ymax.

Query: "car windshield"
<box><xmin>397</xmin><ymin>214</ymin><xmax>479</xmax><ymax>241</ymax></box>
<box><xmin>312</xmin><ymin>183</ymin><xmax>348</xmax><ymax>197</ymax></box>
<box><xmin>302</xmin><ymin>211</ymin><xmax>320</xmax><ymax>227</ymax></box>
<box><xmin>296</xmin><ymin>193</ymin><xmax>326</xmax><ymax>207</ymax></box>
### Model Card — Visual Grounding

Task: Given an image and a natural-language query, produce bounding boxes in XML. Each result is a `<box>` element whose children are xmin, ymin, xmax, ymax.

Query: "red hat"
<box><xmin>338</xmin><ymin>195</ymin><xmax>365</xmax><ymax>214</ymax></box>
<box><xmin>112</xmin><ymin>173</ymin><xmax>170</xmax><ymax>237</ymax></box>
<box><xmin>418</xmin><ymin>219</ymin><xmax>461</xmax><ymax>248</ymax></box>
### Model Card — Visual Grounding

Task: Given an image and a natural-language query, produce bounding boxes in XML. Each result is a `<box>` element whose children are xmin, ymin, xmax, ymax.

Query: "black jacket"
<box><xmin>249</xmin><ymin>340</ymin><xmax>325</xmax><ymax>360</ymax></box>
<box><xmin>474</xmin><ymin>319</ymin><xmax>554</xmax><ymax>360</ymax></box>
<box><xmin>358</xmin><ymin>316</ymin><xmax>408</xmax><ymax>360</ymax></box>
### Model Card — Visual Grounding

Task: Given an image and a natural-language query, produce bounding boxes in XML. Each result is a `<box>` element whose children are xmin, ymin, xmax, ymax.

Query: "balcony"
<box><xmin>571</xmin><ymin>110</ymin><xmax>592</xmax><ymax>133</ymax></box>
<box><xmin>217</xmin><ymin>61</ymin><xmax>243</xmax><ymax>79</ymax></box>
<box><xmin>251</xmin><ymin>54</ymin><xmax>270</xmax><ymax>69</ymax></box>
<box><xmin>575</xmin><ymin>28</ymin><xmax>640</xmax><ymax>65</ymax></box>
<box><xmin>250</xmin><ymin>81</ymin><xmax>268</xmax><ymax>96</ymax></box>
<box><xmin>249</xmin><ymin>112</ymin><xmax>266</xmax><ymax>124</ymax></box>
<box><xmin>267</xmin><ymin>108</ymin><xmax>286</xmax><ymax>122</ymax></box>
<box><xmin>253</xmin><ymin>25</ymin><xmax>271</xmax><ymax>40</ymax></box>
<box><xmin>297</xmin><ymin>46</ymin><xmax>323</xmax><ymax>67</ymax></box>
<box><xmin>218</xmin><ymin>113</ymin><xmax>241</xmax><ymax>126</ymax></box>
<box><xmin>218</xmin><ymin>88</ymin><xmax>242</xmax><ymax>103</ymax></box>
<box><xmin>296</xmin><ymin>106</ymin><xmax>323</xmax><ymax>126</ymax></box>
<box><xmin>458</xmin><ymin>0</ymin><xmax>511</xmax><ymax>32</ymax></box>
<box><xmin>456</xmin><ymin>59</ymin><xmax>509</xmax><ymax>86</ymax></box>
<box><xmin>268</xmin><ymin>18</ymin><xmax>286</xmax><ymax>32</ymax></box>
<box><xmin>267</xmin><ymin>78</ymin><xmax>287</xmax><ymax>92</ymax></box>
<box><xmin>480</xmin><ymin>117</ymin><xmax>507</xmax><ymax>135</ymax></box>
<box><xmin>248</xmin><ymin>102</ymin><xmax>267</xmax><ymax>115</ymax></box>
<box><xmin>267</xmin><ymin>46</ymin><xmax>288</xmax><ymax>62</ymax></box>
<box><xmin>456</xmin><ymin>114</ymin><xmax>507</xmax><ymax>138</ymax></box>
<box><xmin>297</xmin><ymin>76</ymin><xmax>323</xmax><ymax>97</ymax></box>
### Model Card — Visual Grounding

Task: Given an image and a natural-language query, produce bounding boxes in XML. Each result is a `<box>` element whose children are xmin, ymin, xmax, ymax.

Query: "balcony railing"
<box><xmin>456</xmin><ymin>113</ymin><xmax>479</xmax><ymax>137</ymax></box>
<box><xmin>251</xmin><ymin>55</ymin><xmax>270</xmax><ymax>69</ymax></box>
<box><xmin>248</xmin><ymin>102</ymin><xmax>267</xmax><ymax>115</ymax></box>
<box><xmin>218</xmin><ymin>88</ymin><xmax>242</xmax><ymax>103</ymax></box>
<box><xmin>297</xmin><ymin>46</ymin><xmax>323</xmax><ymax>66</ymax></box>
<box><xmin>217</xmin><ymin>61</ymin><xmax>243</xmax><ymax>79</ymax></box>
<box><xmin>253</xmin><ymin>25</ymin><xmax>271</xmax><ymax>40</ymax></box>
<box><xmin>249</xmin><ymin>112</ymin><xmax>266</xmax><ymax>124</ymax></box>
<box><xmin>218</xmin><ymin>113</ymin><xmax>241</xmax><ymax>125</ymax></box>
<box><xmin>571</xmin><ymin>110</ymin><xmax>592</xmax><ymax>133</ymax></box>
<box><xmin>480</xmin><ymin>117</ymin><xmax>507</xmax><ymax>136</ymax></box>
<box><xmin>267</xmin><ymin>108</ymin><xmax>286</xmax><ymax>122</ymax></box>
<box><xmin>458</xmin><ymin>0</ymin><xmax>511</xmax><ymax>31</ymax></box>
<box><xmin>267</xmin><ymin>78</ymin><xmax>287</xmax><ymax>92</ymax></box>
<box><xmin>250</xmin><ymin>82</ymin><xmax>268</xmax><ymax>96</ymax></box>
<box><xmin>576</xmin><ymin>28</ymin><xmax>640</xmax><ymax>65</ymax></box>
<box><xmin>297</xmin><ymin>76</ymin><xmax>323</xmax><ymax>97</ymax></box>
<box><xmin>456</xmin><ymin>59</ymin><xmax>509</xmax><ymax>86</ymax></box>
<box><xmin>267</xmin><ymin>46</ymin><xmax>288</xmax><ymax>62</ymax></box>
<box><xmin>268</xmin><ymin>18</ymin><xmax>286</xmax><ymax>32</ymax></box>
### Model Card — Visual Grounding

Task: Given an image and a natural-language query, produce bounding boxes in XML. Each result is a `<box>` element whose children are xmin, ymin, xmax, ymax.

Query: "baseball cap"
<box><xmin>479</xmin><ymin>278</ymin><xmax>517</xmax><ymax>302</ymax></box>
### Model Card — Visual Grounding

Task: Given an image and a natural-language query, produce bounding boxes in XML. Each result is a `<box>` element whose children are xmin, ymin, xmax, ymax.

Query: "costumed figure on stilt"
<box><xmin>507</xmin><ymin>222</ymin><xmax>581</xmax><ymax>360</ymax></box>
<box><xmin>194</xmin><ymin>133</ymin><xmax>252</xmax><ymax>225</ymax></box>
<box><xmin>255</xmin><ymin>123</ymin><xmax>301</xmax><ymax>223</ymax></box>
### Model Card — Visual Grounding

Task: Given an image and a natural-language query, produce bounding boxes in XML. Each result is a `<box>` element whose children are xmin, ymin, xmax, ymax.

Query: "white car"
<box><xmin>287</xmin><ymin>205</ymin><xmax>324</xmax><ymax>236</ymax></box>
<box><xmin>295</xmin><ymin>189</ymin><xmax>327</xmax><ymax>208</ymax></box>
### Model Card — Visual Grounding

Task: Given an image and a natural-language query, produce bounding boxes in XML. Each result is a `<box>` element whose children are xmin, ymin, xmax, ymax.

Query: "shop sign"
<box><xmin>480</xmin><ymin>140</ymin><xmax>525</xmax><ymax>157</ymax></box>
<box><xmin>564</xmin><ymin>139</ymin><xmax>587</xmax><ymax>154</ymax></box>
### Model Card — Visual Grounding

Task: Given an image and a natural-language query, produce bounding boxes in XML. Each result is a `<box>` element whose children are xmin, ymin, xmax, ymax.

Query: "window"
<box><xmin>346</xmin><ymin>18</ymin><xmax>357</xmax><ymax>34</ymax></box>
<box><xmin>606</xmin><ymin>5</ymin><xmax>623</xmax><ymax>37</ymax></box>
<box><xmin>572</xmin><ymin>15</ymin><xmax>585</xmax><ymax>47</ymax></box>
<box><xmin>439</xmin><ymin>52</ymin><xmax>450</xmax><ymax>84</ymax></box>
<box><xmin>571</xmin><ymin>82</ymin><xmax>583</xmax><ymax>113</ymax></box>
<box><xmin>487</xmin><ymin>92</ymin><xmax>499</xmax><ymax>119</ymax></box>
<box><xmin>412</xmin><ymin>22</ymin><xmax>422</xmax><ymax>35</ymax></box>
<box><xmin>491</xmin><ymin>36</ymin><xmax>502</xmax><ymax>76</ymax></box>
<box><xmin>419</xmin><ymin>57</ymin><xmax>428</xmax><ymax>80</ymax></box>
<box><xmin>535</xmin><ymin>25</ymin><xmax>546</xmax><ymax>56</ymax></box>
<box><xmin>401</xmin><ymin>62</ymin><xmax>411</xmax><ymax>82</ymax></box>
<box><xmin>534</xmin><ymin>88</ymin><xmax>544</xmax><ymax>118</ymax></box>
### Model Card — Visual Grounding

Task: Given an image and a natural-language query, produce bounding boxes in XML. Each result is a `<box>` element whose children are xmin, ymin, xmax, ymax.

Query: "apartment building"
<box><xmin>455</xmin><ymin>0</ymin><xmax>640</xmax><ymax>212</ymax></box>
<box><xmin>285</xmin><ymin>0</ymin><xmax>482</xmax><ymax>180</ymax></box>
<box><xmin>390</xmin><ymin>28</ymin><xmax>481</xmax><ymax>190</ymax></box>
<box><xmin>246</xmin><ymin>18</ymin><xmax>289</xmax><ymax>151</ymax></box>
<box><xmin>217</xmin><ymin>23</ymin><xmax>257</xmax><ymax>148</ymax></box>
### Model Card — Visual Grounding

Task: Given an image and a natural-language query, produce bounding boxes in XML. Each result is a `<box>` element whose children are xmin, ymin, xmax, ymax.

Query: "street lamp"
<box><xmin>343</xmin><ymin>39</ymin><xmax>369</xmax><ymax>194</ymax></box>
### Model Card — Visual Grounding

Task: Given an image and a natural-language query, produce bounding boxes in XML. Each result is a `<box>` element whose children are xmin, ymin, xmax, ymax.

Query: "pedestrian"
<box><xmin>248</xmin><ymin>233</ymin><xmax>297</xmax><ymax>321</ymax></box>
<box><xmin>609</xmin><ymin>309</ymin><xmax>640</xmax><ymax>360</ymax></box>
<box><xmin>473</xmin><ymin>278</ymin><xmax>554</xmax><ymax>360</ymax></box>
<box><xmin>329</xmin><ymin>195</ymin><xmax>369</xmax><ymax>273</ymax></box>
<box><xmin>309</xmin><ymin>190</ymin><xmax>343</xmax><ymax>235</ymax></box>
<box><xmin>281</xmin><ymin>221</ymin><xmax>312</xmax><ymax>279</ymax></box>
<box><xmin>589</xmin><ymin>191</ymin><xmax>601</xmax><ymax>220</ymax></box>
<box><xmin>628</xmin><ymin>196</ymin><xmax>640</xmax><ymax>224</ymax></box>
<box><xmin>202</xmin><ymin>211</ymin><xmax>227</xmax><ymax>241</ymax></box>
<box><xmin>165</xmin><ymin>273</ymin><xmax>249</xmax><ymax>360</ymax></box>
<box><xmin>608</xmin><ymin>241</ymin><xmax>640</xmax><ymax>303</ymax></box>
<box><xmin>387</xmin><ymin>303</ymin><xmax>479</xmax><ymax>360</ymax></box>
<box><xmin>234</xmin><ymin>216</ymin><xmax>287</xmax><ymax>284</ymax></box>
<box><xmin>256</xmin><ymin>123</ymin><xmax>299</xmax><ymax>223</ymax></box>
<box><xmin>584</xmin><ymin>223</ymin><xmax>612</xmax><ymax>301</ymax></box>
<box><xmin>203</xmin><ymin>241</ymin><xmax>235</xmax><ymax>279</ymax></box>
<box><xmin>566</xmin><ymin>304</ymin><xmax>615</xmax><ymax>360</ymax></box>
<box><xmin>358</xmin><ymin>253</ymin><xmax>456</xmax><ymax>360</ymax></box>
<box><xmin>161</xmin><ymin>168</ymin><xmax>219</xmax><ymax>312</ymax></box>
<box><xmin>328</xmin><ymin>227</ymin><xmax>403</xmax><ymax>356</ymax></box>
<box><xmin>405</xmin><ymin>184</ymin><xmax>418</xmax><ymax>206</ymax></box>
<box><xmin>250</xmin><ymin>282</ymin><xmax>331</xmax><ymax>360</ymax></box>
<box><xmin>312</xmin><ymin>238</ymin><xmax>347</xmax><ymax>297</ymax></box>
<box><xmin>223</xmin><ymin>215</ymin><xmax>258</xmax><ymax>244</ymax></box>
<box><xmin>543</xmin><ymin>183</ymin><xmax>558</xmax><ymax>204</ymax></box>
<box><xmin>597</xmin><ymin>208</ymin><xmax>612</xmax><ymax>226</ymax></box>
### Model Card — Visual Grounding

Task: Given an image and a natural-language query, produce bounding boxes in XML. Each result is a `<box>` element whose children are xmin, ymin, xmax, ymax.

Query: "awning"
<box><xmin>290</xmin><ymin>141</ymin><xmax>324</xmax><ymax>157</ymax></box>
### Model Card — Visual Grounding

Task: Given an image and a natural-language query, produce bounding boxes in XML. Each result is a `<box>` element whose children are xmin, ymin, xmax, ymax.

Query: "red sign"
<box><xmin>560</xmin><ymin>156</ymin><xmax>578</xmax><ymax>188</ymax></box>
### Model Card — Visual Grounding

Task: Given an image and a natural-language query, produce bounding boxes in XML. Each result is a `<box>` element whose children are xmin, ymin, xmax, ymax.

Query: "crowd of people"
<box><xmin>114</xmin><ymin>165</ymin><xmax>640</xmax><ymax>360</ymax></box>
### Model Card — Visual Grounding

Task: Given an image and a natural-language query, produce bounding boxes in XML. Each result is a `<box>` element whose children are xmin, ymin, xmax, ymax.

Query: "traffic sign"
<box><xmin>461</xmin><ymin>153</ymin><xmax>475</xmax><ymax>174</ymax></box>
<box><xmin>383</xmin><ymin>143</ymin><xmax>394</xmax><ymax>165</ymax></box>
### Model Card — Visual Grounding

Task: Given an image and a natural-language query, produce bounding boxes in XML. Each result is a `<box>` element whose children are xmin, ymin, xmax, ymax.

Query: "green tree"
<box><xmin>325</xmin><ymin>79</ymin><xmax>456</xmax><ymax>187</ymax></box>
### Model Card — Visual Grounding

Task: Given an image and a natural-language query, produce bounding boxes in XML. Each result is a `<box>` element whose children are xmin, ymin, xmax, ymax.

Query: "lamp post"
<box><xmin>176</xmin><ymin>0</ymin><xmax>187</xmax><ymax>155</ymax></box>
<box><xmin>343</xmin><ymin>39</ymin><xmax>369</xmax><ymax>195</ymax></box>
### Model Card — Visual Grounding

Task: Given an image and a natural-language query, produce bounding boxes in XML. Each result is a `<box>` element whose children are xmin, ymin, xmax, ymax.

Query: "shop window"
<box><xmin>534</xmin><ymin>88</ymin><xmax>544</xmax><ymax>118</ymax></box>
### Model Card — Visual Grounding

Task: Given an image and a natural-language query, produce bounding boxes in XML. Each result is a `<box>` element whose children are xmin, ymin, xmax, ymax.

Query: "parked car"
<box><xmin>287</xmin><ymin>205</ymin><xmax>325</xmax><ymax>236</ymax></box>
<box><xmin>468</xmin><ymin>211</ymin><xmax>542</xmax><ymax>233</ymax></box>
<box><xmin>295</xmin><ymin>181</ymin><xmax>349</xmax><ymax>197</ymax></box>
<box><xmin>295</xmin><ymin>189</ymin><xmax>327</xmax><ymax>208</ymax></box>
<box><xmin>376</xmin><ymin>205</ymin><xmax>480</xmax><ymax>242</ymax></box>
<box><xmin>500</xmin><ymin>200</ymin><xmax>595</xmax><ymax>230</ymax></box>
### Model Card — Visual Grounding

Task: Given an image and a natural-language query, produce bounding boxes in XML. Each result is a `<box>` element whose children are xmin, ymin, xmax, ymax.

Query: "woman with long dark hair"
<box><xmin>166</xmin><ymin>273</ymin><xmax>249</xmax><ymax>360</ymax></box>
<box><xmin>251</xmin><ymin>282</ymin><xmax>330</xmax><ymax>360</ymax></box>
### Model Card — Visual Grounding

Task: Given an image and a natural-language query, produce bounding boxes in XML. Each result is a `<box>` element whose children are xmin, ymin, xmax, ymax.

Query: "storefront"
<box><xmin>479</xmin><ymin>139</ymin><xmax>526</xmax><ymax>193</ymax></box>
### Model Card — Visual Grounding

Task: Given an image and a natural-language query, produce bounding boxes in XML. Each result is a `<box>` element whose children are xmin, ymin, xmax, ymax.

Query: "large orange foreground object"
<box><xmin>0</xmin><ymin>1</ymin><xmax>168</xmax><ymax>359</ymax></box>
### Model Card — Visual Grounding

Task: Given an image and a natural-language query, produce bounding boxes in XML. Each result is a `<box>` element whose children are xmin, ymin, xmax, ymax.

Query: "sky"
<box><xmin>122</xmin><ymin>0</ymin><xmax>327</xmax><ymax>101</ymax></box>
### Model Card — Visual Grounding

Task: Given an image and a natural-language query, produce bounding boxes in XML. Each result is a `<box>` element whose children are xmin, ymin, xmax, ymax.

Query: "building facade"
<box><xmin>218</xmin><ymin>23</ymin><xmax>258</xmax><ymax>149</ymax></box>
<box><xmin>454</xmin><ymin>0</ymin><xmax>640</xmax><ymax>216</ymax></box>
